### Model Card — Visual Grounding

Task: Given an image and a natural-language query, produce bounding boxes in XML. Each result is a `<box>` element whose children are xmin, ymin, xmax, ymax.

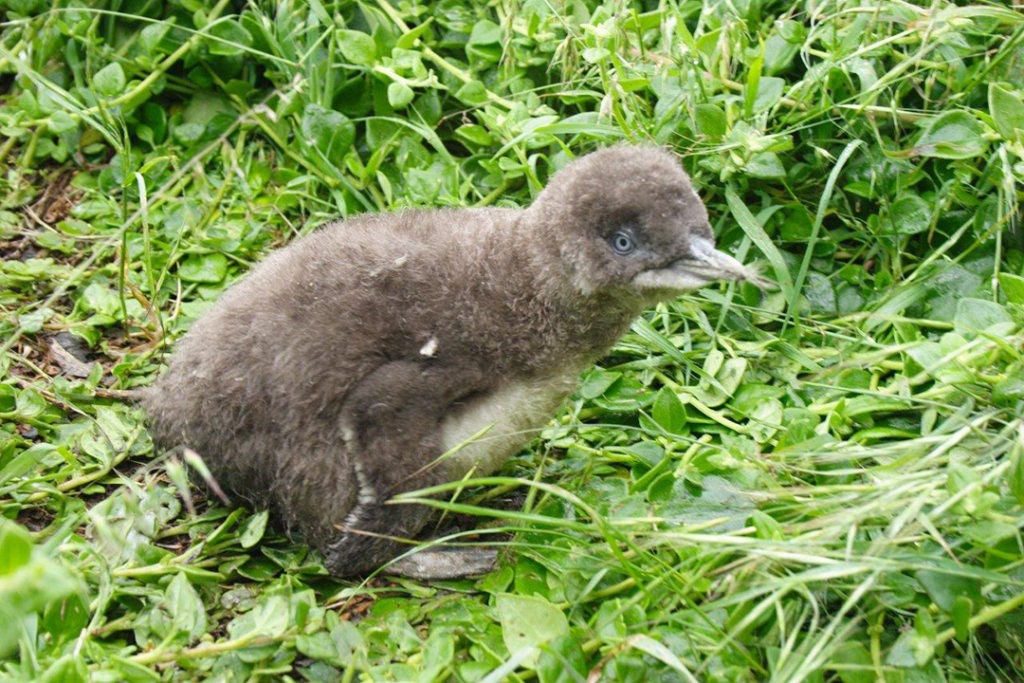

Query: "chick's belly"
<box><xmin>439</xmin><ymin>371</ymin><xmax>580</xmax><ymax>478</ymax></box>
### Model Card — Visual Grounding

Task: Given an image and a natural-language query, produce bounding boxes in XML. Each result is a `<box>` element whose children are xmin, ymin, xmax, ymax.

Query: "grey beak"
<box><xmin>634</xmin><ymin>238</ymin><xmax>772</xmax><ymax>292</ymax></box>
<box><xmin>686</xmin><ymin>239</ymin><xmax>771</xmax><ymax>288</ymax></box>
<box><xmin>687</xmin><ymin>239</ymin><xmax>752</xmax><ymax>281</ymax></box>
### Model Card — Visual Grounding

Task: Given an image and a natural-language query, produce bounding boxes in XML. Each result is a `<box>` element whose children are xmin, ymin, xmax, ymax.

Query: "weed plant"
<box><xmin>1</xmin><ymin>0</ymin><xmax>1023</xmax><ymax>681</ymax></box>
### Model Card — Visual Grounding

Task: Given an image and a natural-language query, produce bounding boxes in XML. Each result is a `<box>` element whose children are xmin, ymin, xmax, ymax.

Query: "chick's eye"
<box><xmin>610</xmin><ymin>231</ymin><xmax>636</xmax><ymax>256</ymax></box>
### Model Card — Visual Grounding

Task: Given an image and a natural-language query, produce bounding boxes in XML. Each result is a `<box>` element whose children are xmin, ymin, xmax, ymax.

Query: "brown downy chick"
<box><xmin>143</xmin><ymin>145</ymin><xmax>763</xmax><ymax>578</ymax></box>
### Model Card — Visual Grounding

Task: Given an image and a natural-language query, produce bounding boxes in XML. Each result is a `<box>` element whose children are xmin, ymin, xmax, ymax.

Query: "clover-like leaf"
<box><xmin>913</xmin><ymin>111</ymin><xmax>987</xmax><ymax>159</ymax></box>
<box><xmin>93</xmin><ymin>62</ymin><xmax>126</xmax><ymax>98</ymax></box>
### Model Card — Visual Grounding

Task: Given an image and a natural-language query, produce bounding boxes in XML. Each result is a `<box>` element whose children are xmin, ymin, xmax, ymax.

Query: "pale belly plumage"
<box><xmin>438</xmin><ymin>370</ymin><xmax>580</xmax><ymax>479</ymax></box>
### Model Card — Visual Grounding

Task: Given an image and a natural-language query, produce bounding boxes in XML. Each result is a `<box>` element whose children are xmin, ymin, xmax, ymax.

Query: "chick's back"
<box><xmin>143</xmin><ymin>207</ymin><xmax>523</xmax><ymax>521</ymax></box>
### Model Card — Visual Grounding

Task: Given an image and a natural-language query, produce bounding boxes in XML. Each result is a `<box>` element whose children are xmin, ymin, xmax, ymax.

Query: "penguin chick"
<box><xmin>143</xmin><ymin>145</ymin><xmax>762</xmax><ymax>578</ymax></box>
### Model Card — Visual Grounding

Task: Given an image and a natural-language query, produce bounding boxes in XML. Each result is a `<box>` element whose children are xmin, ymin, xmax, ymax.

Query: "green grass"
<box><xmin>1</xmin><ymin>0</ymin><xmax>1023</xmax><ymax>680</ymax></box>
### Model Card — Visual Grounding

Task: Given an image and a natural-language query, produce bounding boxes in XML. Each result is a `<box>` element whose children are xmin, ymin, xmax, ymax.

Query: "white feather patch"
<box><xmin>419</xmin><ymin>337</ymin><xmax>439</xmax><ymax>357</ymax></box>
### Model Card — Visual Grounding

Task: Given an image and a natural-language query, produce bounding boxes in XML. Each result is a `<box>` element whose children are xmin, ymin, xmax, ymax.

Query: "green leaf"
<box><xmin>466</xmin><ymin>19</ymin><xmax>502</xmax><ymax>63</ymax></box>
<box><xmin>164</xmin><ymin>572</ymin><xmax>208</xmax><ymax>643</ymax></box>
<box><xmin>0</xmin><ymin>522</ymin><xmax>32</xmax><ymax>575</ymax></box>
<box><xmin>646</xmin><ymin>472</ymin><xmax>675</xmax><ymax>501</ymax></box>
<box><xmin>296</xmin><ymin>631</ymin><xmax>346</xmax><ymax>667</ymax></box>
<box><xmin>998</xmin><ymin>272</ymin><xmax>1024</xmax><ymax>305</ymax></box>
<box><xmin>913</xmin><ymin>111</ymin><xmax>987</xmax><ymax>159</ymax></box>
<box><xmin>208</xmin><ymin>18</ymin><xmax>252</xmax><ymax>57</ymax></box>
<box><xmin>139</xmin><ymin>21</ymin><xmax>172</xmax><ymax>56</ymax></box>
<box><xmin>15</xmin><ymin>388</ymin><xmax>47</xmax><ymax>420</ymax></box>
<box><xmin>173</xmin><ymin>121</ymin><xmax>205</xmax><ymax>144</ymax></box>
<box><xmin>888</xmin><ymin>194</ymin><xmax>931</xmax><ymax>235</ymax></box>
<box><xmin>627</xmin><ymin>634</ymin><xmax>694</xmax><ymax>676</ymax></box>
<box><xmin>536</xmin><ymin>634</ymin><xmax>587</xmax><ymax>682</ymax></box>
<box><xmin>725</xmin><ymin>186</ymin><xmax>793</xmax><ymax>294</ymax></box>
<box><xmin>454</xmin><ymin>80</ymin><xmax>490</xmax><ymax>107</ymax></box>
<box><xmin>731</xmin><ymin>383</ymin><xmax>786</xmax><ymax>414</ymax></box>
<box><xmin>745</xmin><ymin>152</ymin><xmax>786</xmax><ymax>179</ymax></box>
<box><xmin>184</xmin><ymin>92</ymin><xmax>234</xmax><ymax>126</ymax></box>
<box><xmin>887</xmin><ymin>624</ymin><xmax>934</xmax><ymax>668</ymax></box>
<box><xmin>47</xmin><ymin>110</ymin><xmax>77</xmax><ymax>134</ymax></box>
<box><xmin>227</xmin><ymin>594</ymin><xmax>290</xmax><ymax>639</ymax></box>
<box><xmin>301</xmin><ymin>103</ymin><xmax>355</xmax><ymax>163</ymax></box>
<box><xmin>752</xmin><ymin>76</ymin><xmax>784</xmax><ymax>113</ymax></box>
<box><xmin>581</xmin><ymin>46</ymin><xmax>610</xmax><ymax>63</ymax></box>
<box><xmin>593</xmin><ymin>375</ymin><xmax>651</xmax><ymax>413</ymax></box>
<box><xmin>40</xmin><ymin>655</ymin><xmax>87</xmax><ymax>683</ymax></box>
<box><xmin>336</xmin><ymin>29</ymin><xmax>376</xmax><ymax>65</ymax></box>
<box><xmin>989</xmin><ymin>83</ymin><xmax>1024</xmax><ymax>140</ymax></box>
<box><xmin>624</xmin><ymin>442</ymin><xmax>664</xmax><ymax>467</ymax></box>
<box><xmin>495</xmin><ymin>593</ymin><xmax>569</xmax><ymax>668</ymax></box>
<box><xmin>651</xmin><ymin>387</ymin><xmax>686</xmax><ymax>434</ymax></box>
<box><xmin>41</xmin><ymin>593</ymin><xmax>89</xmax><ymax>643</ymax></box>
<box><xmin>0</xmin><ymin>0</ymin><xmax>48</xmax><ymax>16</ymax></box>
<box><xmin>395</xmin><ymin>19</ymin><xmax>433</xmax><ymax>50</ymax></box>
<box><xmin>946</xmin><ymin>463</ymin><xmax>979</xmax><ymax>494</ymax></box>
<box><xmin>749</xmin><ymin>510</ymin><xmax>784</xmax><ymax>541</ymax></box>
<box><xmin>93</xmin><ymin>62</ymin><xmax>126</xmax><ymax>98</ymax></box>
<box><xmin>1007</xmin><ymin>443</ymin><xmax>1024</xmax><ymax>504</ymax></box>
<box><xmin>80</xmin><ymin>282</ymin><xmax>121</xmax><ymax>316</ymax></box>
<box><xmin>971</xmin><ymin>525</ymin><xmax>1019</xmax><ymax>554</ymax></box>
<box><xmin>764</xmin><ymin>28</ymin><xmax>801</xmax><ymax>75</ymax></box>
<box><xmin>239</xmin><ymin>510</ymin><xmax>268</xmax><ymax>549</ymax></box>
<box><xmin>694</xmin><ymin>103</ymin><xmax>727</xmax><ymax>138</ymax></box>
<box><xmin>387</xmin><ymin>81</ymin><xmax>415</xmax><ymax>109</ymax></box>
<box><xmin>0</xmin><ymin>383</ymin><xmax>16</xmax><ymax>413</ymax></box>
<box><xmin>830</xmin><ymin>640</ymin><xmax>873</xmax><ymax>683</ymax></box>
<box><xmin>422</xmin><ymin>629</ymin><xmax>455</xmax><ymax>678</ymax></box>
<box><xmin>468</xmin><ymin>19</ymin><xmax>501</xmax><ymax>45</ymax></box>
<box><xmin>580</xmin><ymin>368</ymin><xmax>620</xmax><ymax>399</ymax></box>
<box><xmin>692</xmin><ymin>355</ymin><xmax>747</xmax><ymax>407</ymax></box>
<box><xmin>747</xmin><ymin>398</ymin><xmax>783</xmax><ymax>443</ymax></box>
<box><xmin>454</xmin><ymin>123</ymin><xmax>494</xmax><ymax>147</ymax></box>
<box><xmin>994</xmin><ymin>365</ymin><xmax>1024</xmax><ymax>408</ymax></box>
<box><xmin>954</xmin><ymin>297</ymin><xmax>1012</xmax><ymax>334</ymax></box>
<box><xmin>915</xmin><ymin>567</ymin><xmax>981</xmax><ymax>614</ymax></box>
<box><xmin>951</xmin><ymin>596</ymin><xmax>972</xmax><ymax>643</ymax></box>
<box><xmin>0</xmin><ymin>540</ymin><xmax>82</xmax><ymax>658</ymax></box>
<box><xmin>177</xmin><ymin>253</ymin><xmax>228</xmax><ymax>283</ymax></box>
